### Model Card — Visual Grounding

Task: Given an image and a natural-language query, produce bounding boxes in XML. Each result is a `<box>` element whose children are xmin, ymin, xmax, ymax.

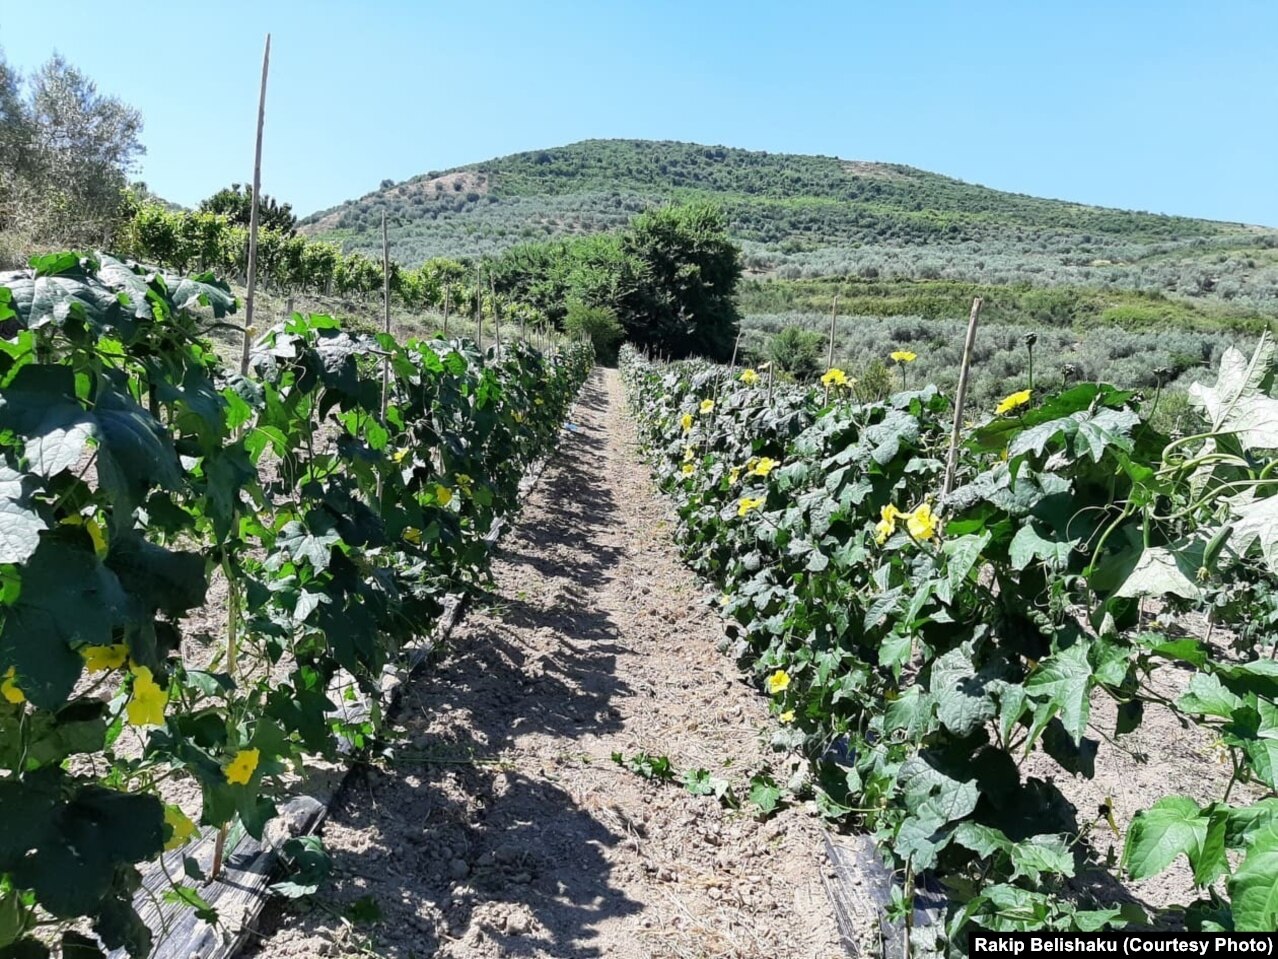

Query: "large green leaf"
<box><xmin>1188</xmin><ymin>334</ymin><xmax>1278</xmax><ymax>452</ymax></box>
<box><xmin>1010</xmin><ymin>407</ymin><xmax>1139</xmax><ymax>463</ymax></box>
<box><xmin>1024</xmin><ymin>640</ymin><xmax>1093</xmax><ymax>744</ymax></box>
<box><xmin>930</xmin><ymin>645</ymin><xmax>997</xmax><ymax>736</ymax></box>
<box><xmin>0</xmin><ymin>540</ymin><xmax>126</xmax><ymax>709</ymax></box>
<box><xmin>1123</xmin><ymin>796</ymin><xmax>1208</xmax><ymax>880</ymax></box>
<box><xmin>1228</xmin><ymin>821</ymin><xmax>1278</xmax><ymax>931</ymax></box>
<box><xmin>0</xmin><ymin>464</ymin><xmax>45</xmax><ymax>565</ymax></box>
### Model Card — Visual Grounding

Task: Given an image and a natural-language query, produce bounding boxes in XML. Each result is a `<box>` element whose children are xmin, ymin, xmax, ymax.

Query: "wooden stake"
<box><xmin>379</xmin><ymin>211</ymin><xmax>391</xmax><ymax>424</ymax></box>
<box><xmin>474</xmin><ymin>267</ymin><xmax>483</xmax><ymax>357</ymax></box>
<box><xmin>490</xmin><ymin>276</ymin><xmax>500</xmax><ymax>355</ymax></box>
<box><xmin>824</xmin><ymin>295</ymin><xmax>839</xmax><ymax>404</ymax></box>
<box><xmin>220</xmin><ymin>31</ymin><xmax>269</xmax><ymax>880</ymax></box>
<box><xmin>729</xmin><ymin>331</ymin><xmax>741</xmax><ymax>370</ymax></box>
<box><xmin>942</xmin><ymin>297</ymin><xmax>984</xmax><ymax>497</ymax></box>
<box><xmin>442</xmin><ymin>285</ymin><xmax>450</xmax><ymax>337</ymax></box>
<box><xmin>238</xmin><ymin>34</ymin><xmax>271</xmax><ymax>376</ymax></box>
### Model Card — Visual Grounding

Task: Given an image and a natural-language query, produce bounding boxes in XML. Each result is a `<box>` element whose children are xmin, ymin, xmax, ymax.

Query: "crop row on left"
<box><xmin>0</xmin><ymin>252</ymin><xmax>593</xmax><ymax>959</ymax></box>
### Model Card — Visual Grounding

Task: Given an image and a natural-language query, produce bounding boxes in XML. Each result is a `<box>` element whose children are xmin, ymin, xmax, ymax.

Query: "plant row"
<box><xmin>0</xmin><ymin>252</ymin><xmax>592</xmax><ymax>959</ymax></box>
<box><xmin>620</xmin><ymin>341</ymin><xmax>1278</xmax><ymax>949</ymax></box>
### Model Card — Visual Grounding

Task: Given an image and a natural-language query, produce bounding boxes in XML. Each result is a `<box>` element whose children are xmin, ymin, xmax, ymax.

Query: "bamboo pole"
<box><xmin>824</xmin><ymin>295</ymin><xmax>838</xmax><ymax>404</ymax></box>
<box><xmin>474</xmin><ymin>267</ymin><xmax>483</xmax><ymax>358</ymax></box>
<box><xmin>490</xmin><ymin>276</ymin><xmax>500</xmax><ymax>355</ymax></box>
<box><xmin>219</xmin><ymin>31</ymin><xmax>270</xmax><ymax>882</ymax></box>
<box><xmin>237</xmin><ymin>34</ymin><xmax>271</xmax><ymax>377</ymax></box>
<box><xmin>942</xmin><ymin>297</ymin><xmax>984</xmax><ymax>497</ymax></box>
<box><xmin>379</xmin><ymin>211</ymin><xmax>391</xmax><ymax>424</ymax></box>
<box><xmin>442</xmin><ymin>285</ymin><xmax>450</xmax><ymax>337</ymax></box>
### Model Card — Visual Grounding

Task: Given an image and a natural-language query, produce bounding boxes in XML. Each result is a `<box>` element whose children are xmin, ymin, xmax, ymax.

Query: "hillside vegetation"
<box><xmin>302</xmin><ymin>140</ymin><xmax>1278</xmax><ymax>318</ymax></box>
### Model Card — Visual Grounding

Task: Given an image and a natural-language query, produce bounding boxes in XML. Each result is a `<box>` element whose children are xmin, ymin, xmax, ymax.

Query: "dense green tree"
<box><xmin>199</xmin><ymin>184</ymin><xmax>297</xmax><ymax>236</ymax></box>
<box><xmin>619</xmin><ymin>202</ymin><xmax>741</xmax><ymax>359</ymax></box>
<box><xmin>563</xmin><ymin>301</ymin><xmax>624</xmax><ymax>364</ymax></box>
<box><xmin>768</xmin><ymin>326</ymin><xmax>825</xmax><ymax>381</ymax></box>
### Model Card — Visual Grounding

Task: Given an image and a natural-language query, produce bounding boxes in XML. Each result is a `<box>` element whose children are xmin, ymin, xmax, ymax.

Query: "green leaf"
<box><xmin>161</xmin><ymin>886</ymin><xmax>218</xmax><ymax>923</ymax></box>
<box><xmin>0</xmin><ymin>464</ymin><xmax>46</xmax><ymax>565</ymax></box>
<box><xmin>1228</xmin><ymin>822</ymin><xmax>1278</xmax><ymax>932</ymax></box>
<box><xmin>1024</xmin><ymin>641</ymin><xmax>1093</xmax><ymax>744</ymax></box>
<box><xmin>930</xmin><ymin>646</ymin><xmax>997</xmax><ymax>737</ymax></box>
<box><xmin>1123</xmin><ymin>796</ymin><xmax>1208</xmax><ymax>880</ymax></box>
<box><xmin>1188</xmin><ymin>334</ymin><xmax>1278</xmax><ymax>452</ymax></box>
<box><xmin>1112</xmin><ymin>541</ymin><xmax>1205</xmax><ymax>601</ymax></box>
<box><xmin>0</xmin><ymin>540</ymin><xmax>126</xmax><ymax>709</ymax></box>
<box><xmin>269</xmin><ymin>835</ymin><xmax>331</xmax><ymax>899</ymax></box>
<box><xmin>1009</xmin><ymin>523</ymin><xmax>1076</xmax><ymax>571</ymax></box>
<box><xmin>747</xmin><ymin>774</ymin><xmax>784</xmax><ymax>816</ymax></box>
<box><xmin>1177</xmin><ymin>673</ymin><xmax>1244</xmax><ymax>719</ymax></box>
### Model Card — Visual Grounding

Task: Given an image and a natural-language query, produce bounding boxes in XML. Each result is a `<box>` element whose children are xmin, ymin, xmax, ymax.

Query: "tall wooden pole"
<box><xmin>442</xmin><ymin>286</ymin><xmax>450</xmax><ymax>337</ymax></box>
<box><xmin>474</xmin><ymin>267</ymin><xmax>483</xmax><ymax>358</ymax></box>
<box><xmin>238</xmin><ymin>34</ymin><xmax>271</xmax><ymax>376</ymax></box>
<box><xmin>942</xmin><ymin>297</ymin><xmax>984</xmax><ymax>497</ymax></box>
<box><xmin>824</xmin><ymin>295</ymin><xmax>839</xmax><ymax>404</ymax></box>
<box><xmin>379</xmin><ymin>211</ymin><xmax>391</xmax><ymax>424</ymax></box>
<box><xmin>219</xmin><ymin>31</ymin><xmax>270</xmax><ymax>883</ymax></box>
<box><xmin>490</xmin><ymin>276</ymin><xmax>500</xmax><ymax>355</ymax></box>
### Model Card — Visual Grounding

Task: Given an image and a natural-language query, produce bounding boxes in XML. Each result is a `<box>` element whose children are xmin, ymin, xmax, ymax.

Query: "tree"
<box><xmin>0</xmin><ymin>51</ymin><xmax>143</xmax><ymax>248</ymax></box>
<box><xmin>563</xmin><ymin>301</ymin><xmax>624</xmax><ymax>365</ymax></box>
<box><xmin>768</xmin><ymin>327</ymin><xmax>825</xmax><ymax>381</ymax></box>
<box><xmin>199</xmin><ymin>184</ymin><xmax>297</xmax><ymax>236</ymax></box>
<box><xmin>620</xmin><ymin>201</ymin><xmax>742</xmax><ymax>359</ymax></box>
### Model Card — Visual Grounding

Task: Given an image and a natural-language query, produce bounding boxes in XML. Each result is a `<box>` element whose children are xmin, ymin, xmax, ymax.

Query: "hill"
<box><xmin>301</xmin><ymin>140</ymin><xmax>1277</xmax><ymax>308</ymax></box>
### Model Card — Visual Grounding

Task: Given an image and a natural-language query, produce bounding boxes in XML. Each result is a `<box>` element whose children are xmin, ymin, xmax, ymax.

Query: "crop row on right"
<box><xmin>620</xmin><ymin>341</ymin><xmax>1278</xmax><ymax>948</ymax></box>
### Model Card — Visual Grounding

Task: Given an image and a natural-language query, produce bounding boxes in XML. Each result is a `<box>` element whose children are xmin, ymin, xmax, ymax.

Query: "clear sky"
<box><xmin>1</xmin><ymin>1</ymin><xmax>1274</xmax><ymax>225</ymax></box>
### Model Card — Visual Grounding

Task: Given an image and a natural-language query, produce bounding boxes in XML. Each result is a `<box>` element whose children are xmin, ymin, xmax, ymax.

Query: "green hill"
<box><xmin>302</xmin><ymin>140</ymin><xmax>1275</xmax><ymax>301</ymax></box>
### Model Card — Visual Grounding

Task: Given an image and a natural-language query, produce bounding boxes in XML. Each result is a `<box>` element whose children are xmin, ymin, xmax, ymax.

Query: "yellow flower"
<box><xmin>163</xmin><ymin>805</ymin><xmax>197</xmax><ymax>851</ymax></box>
<box><xmin>890</xmin><ymin>350</ymin><xmax>917</xmax><ymax>363</ymax></box>
<box><xmin>683</xmin><ymin>445</ymin><xmax>696</xmax><ymax>462</ymax></box>
<box><xmin>779</xmin><ymin>710</ymin><xmax>795</xmax><ymax>724</ymax></box>
<box><xmin>729</xmin><ymin>466</ymin><xmax>741</xmax><ymax>484</ymax></box>
<box><xmin>821</xmin><ymin>368</ymin><xmax>849</xmax><ymax>388</ymax></box>
<box><xmin>737</xmin><ymin>496</ymin><xmax>765</xmax><ymax>517</ymax></box>
<box><xmin>513</xmin><ymin>411</ymin><xmax>525</xmax><ymax>423</ymax></box>
<box><xmin>681</xmin><ymin>463</ymin><xmax>695</xmax><ymax>475</ymax></box>
<box><xmin>225</xmin><ymin>748</ymin><xmax>261</xmax><ymax>786</ymax></box>
<box><xmin>767</xmin><ymin>670</ymin><xmax>791</xmax><ymax>694</ymax></box>
<box><xmin>699</xmin><ymin>399</ymin><xmax>715</xmax><ymax>415</ymax></box>
<box><xmin>875</xmin><ymin>504</ymin><xmax>901</xmax><ymax>545</ymax></box>
<box><xmin>906</xmin><ymin>503</ymin><xmax>937</xmax><ymax>541</ymax></box>
<box><xmin>996</xmin><ymin>389</ymin><xmax>1032</xmax><ymax>415</ymax></box>
<box><xmin>402</xmin><ymin>526</ymin><xmax>422</xmax><ymax>544</ymax></box>
<box><xmin>435</xmin><ymin>484</ymin><xmax>454</xmax><ymax>506</ymax></box>
<box><xmin>534</xmin><ymin>398</ymin><xmax>544</xmax><ymax>406</ymax></box>
<box><xmin>126</xmin><ymin>666</ymin><xmax>167</xmax><ymax>727</ymax></box>
<box><xmin>749</xmin><ymin>456</ymin><xmax>778</xmax><ymax>478</ymax></box>
<box><xmin>740</xmin><ymin>369</ymin><xmax>759</xmax><ymax>385</ymax></box>
<box><xmin>82</xmin><ymin>644</ymin><xmax>129</xmax><ymax>674</ymax></box>
<box><xmin>681</xmin><ymin>413</ymin><xmax>694</xmax><ymax>432</ymax></box>
<box><xmin>62</xmin><ymin>514</ymin><xmax>108</xmax><ymax>556</ymax></box>
<box><xmin>392</xmin><ymin>446</ymin><xmax>410</xmax><ymax>464</ymax></box>
<box><xmin>1</xmin><ymin>667</ymin><xmax>24</xmax><ymax>705</ymax></box>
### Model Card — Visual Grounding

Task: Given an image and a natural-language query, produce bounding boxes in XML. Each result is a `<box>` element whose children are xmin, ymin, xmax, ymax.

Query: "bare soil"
<box><xmin>246</xmin><ymin>369</ymin><xmax>844</xmax><ymax>959</ymax></box>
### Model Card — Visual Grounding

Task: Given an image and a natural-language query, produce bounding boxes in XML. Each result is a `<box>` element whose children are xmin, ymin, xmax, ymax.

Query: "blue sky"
<box><xmin>2</xmin><ymin>1</ymin><xmax>1274</xmax><ymax>224</ymax></box>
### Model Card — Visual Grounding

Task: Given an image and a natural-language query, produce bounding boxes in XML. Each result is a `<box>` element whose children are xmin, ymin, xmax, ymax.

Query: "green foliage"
<box><xmin>563</xmin><ymin>301</ymin><xmax>623</xmax><ymax>364</ymax></box>
<box><xmin>198</xmin><ymin>184</ymin><xmax>297</xmax><ymax>236</ymax></box>
<box><xmin>621</xmin><ymin>335</ymin><xmax>1278</xmax><ymax>940</ymax></box>
<box><xmin>0</xmin><ymin>253</ymin><xmax>592</xmax><ymax>954</ymax></box>
<box><xmin>767</xmin><ymin>327</ymin><xmax>824</xmax><ymax>381</ymax></box>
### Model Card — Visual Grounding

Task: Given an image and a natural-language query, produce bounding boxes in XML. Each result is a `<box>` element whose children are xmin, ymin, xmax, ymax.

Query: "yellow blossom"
<box><xmin>1</xmin><ymin>667</ymin><xmax>24</xmax><ymax>705</ymax></box>
<box><xmin>392</xmin><ymin>446</ymin><xmax>411</xmax><ymax>464</ymax></box>
<box><xmin>821</xmin><ymin>368</ymin><xmax>849</xmax><ymax>388</ymax></box>
<box><xmin>740</xmin><ymin>369</ymin><xmax>759</xmax><ymax>385</ymax></box>
<box><xmin>435</xmin><ymin>485</ymin><xmax>453</xmax><ymax>506</ymax></box>
<box><xmin>514</xmin><ymin>411</ymin><xmax>525</xmax><ymax>423</ymax></box>
<box><xmin>729</xmin><ymin>466</ymin><xmax>741</xmax><ymax>484</ymax></box>
<box><xmin>907</xmin><ymin>503</ymin><xmax>937</xmax><ymax>541</ymax></box>
<box><xmin>890</xmin><ymin>350</ymin><xmax>917</xmax><ymax>363</ymax></box>
<box><xmin>875</xmin><ymin>504</ymin><xmax>901</xmax><ymax>545</ymax></box>
<box><xmin>62</xmin><ymin>514</ymin><xmax>108</xmax><ymax>557</ymax></box>
<box><xmin>681</xmin><ymin>463</ymin><xmax>695</xmax><ymax>475</ymax></box>
<box><xmin>681</xmin><ymin>413</ymin><xmax>694</xmax><ymax>432</ymax></box>
<box><xmin>225</xmin><ymin>748</ymin><xmax>261</xmax><ymax>786</ymax></box>
<box><xmin>82</xmin><ymin>644</ymin><xmax>129</xmax><ymax>674</ymax></box>
<box><xmin>749</xmin><ymin>457</ymin><xmax>778</xmax><ymax>478</ymax></box>
<box><xmin>126</xmin><ymin>666</ymin><xmax>167</xmax><ymax>727</ymax></box>
<box><xmin>402</xmin><ymin>526</ymin><xmax>422</xmax><ymax>544</ymax></box>
<box><xmin>699</xmin><ymin>399</ymin><xmax>715</xmax><ymax>415</ymax></box>
<box><xmin>779</xmin><ymin>710</ymin><xmax>795</xmax><ymax>724</ymax></box>
<box><xmin>163</xmin><ymin>805</ymin><xmax>197</xmax><ymax>851</ymax></box>
<box><xmin>767</xmin><ymin>670</ymin><xmax>791</xmax><ymax>694</ymax></box>
<box><xmin>683</xmin><ymin>445</ymin><xmax>696</xmax><ymax>462</ymax></box>
<box><xmin>737</xmin><ymin>496</ymin><xmax>765</xmax><ymax>517</ymax></box>
<box><xmin>996</xmin><ymin>389</ymin><xmax>1032</xmax><ymax>415</ymax></box>
<box><xmin>534</xmin><ymin>398</ymin><xmax>544</xmax><ymax>406</ymax></box>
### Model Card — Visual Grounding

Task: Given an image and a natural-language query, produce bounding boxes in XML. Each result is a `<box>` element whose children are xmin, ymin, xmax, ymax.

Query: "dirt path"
<box><xmin>249</xmin><ymin>369</ymin><xmax>845</xmax><ymax>959</ymax></box>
